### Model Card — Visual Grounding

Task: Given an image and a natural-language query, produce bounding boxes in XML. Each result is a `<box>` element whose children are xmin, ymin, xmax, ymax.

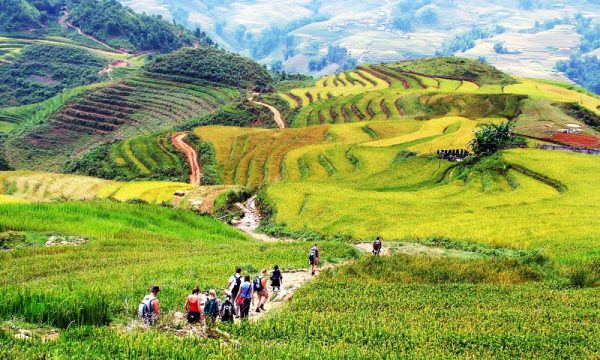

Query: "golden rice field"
<box><xmin>0</xmin><ymin>172</ymin><xmax>193</xmax><ymax>204</ymax></box>
<box><xmin>267</xmin><ymin>148</ymin><xmax>600</xmax><ymax>262</ymax></box>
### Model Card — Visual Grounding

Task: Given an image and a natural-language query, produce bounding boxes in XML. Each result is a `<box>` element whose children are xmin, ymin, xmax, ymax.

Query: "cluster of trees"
<box><xmin>493</xmin><ymin>42</ymin><xmax>521</xmax><ymax>55</ymax></box>
<box><xmin>390</xmin><ymin>0</ymin><xmax>438</xmax><ymax>31</ymax></box>
<box><xmin>0</xmin><ymin>0</ymin><xmax>62</xmax><ymax>32</ymax></box>
<box><xmin>556</xmin><ymin>56</ymin><xmax>600</xmax><ymax>95</ymax></box>
<box><xmin>144</xmin><ymin>47</ymin><xmax>272</xmax><ymax>90</ymax></box>
<box><xmin>241</xmin><ymin>14</ymin><xmax>329</xmax><ymax>60</ymax></box>
<box><xmin>67</xmin><ymin>0</ymin><xmax>203</xmax><ymax>52</ymax></box>
<box><xmin>470</xmin><ymin>122</ymin><xmax>525</xmax><ymax>157</ymax></box>
<box><xmin>308</xmin><ymin>45</ymin><xmax>357</xmax><ymax>72</ymax></box>
<box><xmin>0</xmin><ymin>44</ymin><xmax>106</xmax><ymax>107</ymax></box>
<box><xmin>437</xmin><ymin>25</ymin><xmax>505</xmax><ymax>56</ymax></box>
<box><xmin>555</xmin><ymin>14</ymin><xmax>600</xmax><ymax>95</ymax></box>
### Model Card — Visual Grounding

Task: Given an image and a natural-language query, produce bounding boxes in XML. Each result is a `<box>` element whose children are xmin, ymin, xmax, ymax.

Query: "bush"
<box><xmin>568</xmin><ymin>260</ymin><xmax>600</xmax><ymax>288</ymax></box>
<box><xmin>469</xmin><ymin>121</ymin><xmax>525</xmax><ymax>157</ymax></box>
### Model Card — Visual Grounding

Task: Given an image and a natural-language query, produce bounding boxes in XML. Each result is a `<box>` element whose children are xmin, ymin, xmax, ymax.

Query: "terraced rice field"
<box><xmin>195</xmin><ymin>117</ymin><xmax>497</xmax><ymax>188</ymax></box>
<box><xmin>108</xmin><ymin>133</ymin><xmax>184</xmax><ymax>178</ymax></box>
<box><xmin>50</xmin><ymin>77</ymin><xmax>236</xmax><ymax>135</ymax></box>
<box><xmin>0</xmin><ymin>171</ymin><xmax>192</xmax><ymax>204</ymax></box>
<box><xmin>267</xmin><ymin>147</ymin><xmax>600</xmax><ymax>262</ymax></box>
<box><xmin>282</xmin><ymin>65</ymin><xmax>599</xmax><ymax>132</ymax></box>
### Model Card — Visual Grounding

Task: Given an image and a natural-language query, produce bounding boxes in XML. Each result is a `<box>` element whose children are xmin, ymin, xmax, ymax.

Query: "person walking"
<box><xmin>373</xmin><ymin>236</ymin><xmax>382</xmax><ymax>256</ymax></box>
<box><xmin>227</xmin><ymin>267</ymin><xmax>242</xmax><ymax>317</ymax></box>
<box><xmin>254</xmin><ymin>269</ymin><xmax>269</xmax><ymax>313</ymax></box>
<box><xmin>309</xmin><ymin>243</ymin><xmax>320</xmax><ymax>276</ymax></box>
<box><xmin>138</xmin><ymin>285</ymin><xmax>160</xmax><ymax>325</ymax></box>
<box><xmin>236</xmin><ymin>275</ymin><xmax>253</xmax><ymax>319</ymax></box>
<box><xmin>204</xmin><ymin>289</ymin><xmax>221</xmax><ymax>326</ymax></box>
<box><xmin>270</xmin><ymin>265</ymin><xmax>283</xmax><ymax>292</ymax></box>
<box><xmin>184</xmin><ymin>287</ymin><xmax>202</xmax><ymax>324</ymax></box>
<box><xmin>220</xmin><ymin>293</ymin><xmax>235</xmax><ymax>323</ymax></box>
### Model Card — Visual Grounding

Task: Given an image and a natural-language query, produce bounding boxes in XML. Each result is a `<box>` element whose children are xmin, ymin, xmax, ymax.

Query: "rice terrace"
<box><xmin>0</xmin><ymin>0</ymin><xmax>599</xmax><ymax>359</ymax></box>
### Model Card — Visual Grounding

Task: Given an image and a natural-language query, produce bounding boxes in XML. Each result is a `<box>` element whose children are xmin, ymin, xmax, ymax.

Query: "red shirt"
<box><xmin>187</xmin><ymin>295</ymin><xmax>200</xmax><ymax>313</ymax></box>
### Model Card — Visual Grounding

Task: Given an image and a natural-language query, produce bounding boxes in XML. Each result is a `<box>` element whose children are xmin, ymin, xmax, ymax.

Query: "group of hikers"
<box><xmin>139</xmin><ymin>238</ymin><xmax>382</xmax><ymax>326</ymax></box>
<box><xmin>139</xmin><ymin>243</ymin><xmax>322</xmax><ymax>325</ymax></box>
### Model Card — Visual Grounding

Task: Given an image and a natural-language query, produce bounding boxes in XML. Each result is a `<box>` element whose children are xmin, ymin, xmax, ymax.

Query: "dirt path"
<box><xmin>59</xmin><ymin>10</ymin><xmax>127</xmax><ymax>54</ymax></box>
<box><xmin>251</xmin><ymin>99</ymin><xmax>286</xmax><ymax>129</ymax></box>
<box><xmin>172</xmin><ymin>132</ymin><xmax>201</xmax><ymax>185</ymax></box>
<box><xmin>355</xmin><ymin>242</ymin><xmax>477</xmax><ymax>258</ymax></box>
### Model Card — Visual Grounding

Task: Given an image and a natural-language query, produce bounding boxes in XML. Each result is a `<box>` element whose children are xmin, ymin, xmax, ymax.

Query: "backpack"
<box><xmin>309</xmin><ymin>247</ymin><xmax>318</xmax><ymax>261</ymax></box>
<box><xmin>205</xmin><ymin>298</ymin><xmax>219</xmax><ymax>318</ymax></box>
<box><xmin>253</xmin><ymin>276</ymin><xmax>264</xmax><ymax>292</ymax></box>
<box><xmin>373</xmin><ymin>240</ymin><xmax>381</xmax><ymax>250</ymax></box>
<box><xmin>221</xmin><ymin>300</ymin><xmax>234</xmax><ymax>321</ymax></box>
<box><xmin>231</xmin><ymin>274</ymin><xmax>242</xmax><ymax>294</ymax></box>
<box><xmin>138</xmin><ymin>296</ymin><xmax>155</xmax><ymax>320</ymax></box>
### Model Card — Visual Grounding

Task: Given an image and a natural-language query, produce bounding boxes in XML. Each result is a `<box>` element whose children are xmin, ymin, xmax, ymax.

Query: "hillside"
<box><xmin>145</xmin><ymin>47</ymin><xmax>273</xmax><ymax>90</ymax></box>
<box><xmin>0</xmin><ymin>0</ymin><xmax>210</xmax><ymax>52</ymax></box>
<box><xmin>1</xmin><ymin>55</ymin><xmax>600</xmax><ymax>358</ymax></box>
<box><xmin>0</xmin><ymin>44</ymin><xmax>108</xmax><ymax>107</ymax></box>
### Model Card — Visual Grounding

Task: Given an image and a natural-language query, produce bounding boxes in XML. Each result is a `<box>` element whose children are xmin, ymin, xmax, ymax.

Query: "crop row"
<box><xmin>50</xmin><ymin>79</ymin><xmax>234</xmax><ymax>135</ymax></box>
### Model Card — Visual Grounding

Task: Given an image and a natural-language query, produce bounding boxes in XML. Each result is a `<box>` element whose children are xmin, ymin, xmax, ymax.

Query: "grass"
<box><xmin>0</xmin><ymin>200</ymin><xmax>358</xmax><ymax>329</ymax></box>
<box><xmin>2</xmin><ymin>254</ymin><xmax>597</xmax><ymax>358</ymax></box>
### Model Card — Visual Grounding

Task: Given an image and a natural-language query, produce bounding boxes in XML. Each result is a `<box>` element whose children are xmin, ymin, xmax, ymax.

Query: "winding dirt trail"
<box><xmin>251</xmin><ymin>99</ymin><xmax>286</xmax><ymax>129</ymax></box>
<box><xmin>59</xmin><ymin>10</ymin><xmax>127</xmax><ymax>54</ymax></box>
<box><xmin>172</xmin><ymin>132</ymin><xmax>201</xmax><ymax>185</ymax></box>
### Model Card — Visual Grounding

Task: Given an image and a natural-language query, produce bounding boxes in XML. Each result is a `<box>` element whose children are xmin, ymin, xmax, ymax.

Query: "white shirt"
<box><xmin>228</xmin><ymin>273</ymin><xmax>241</xmax><ymax>291</ymax></box>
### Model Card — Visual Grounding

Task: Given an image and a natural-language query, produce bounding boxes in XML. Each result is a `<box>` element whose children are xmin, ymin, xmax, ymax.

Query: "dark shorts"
<box><xmin>187</xmin><ymin>311</ymin><xmax>201</xmax><ymax>324</ymax></box>
<box><xmin>309</xmin><ymin>256</ymin><xmax>317</xmax><ymax>265</ymax></box>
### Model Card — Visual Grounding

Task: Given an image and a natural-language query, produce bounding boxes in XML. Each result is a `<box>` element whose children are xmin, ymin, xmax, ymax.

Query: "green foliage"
<box><xmin>183</xmin><ymin>132</ymin><xmax>221</xmax><ymax>185</ymax></box>
<box><xmin>0</xmin><ymin>200</ymin><xmax>356</xmax><ymax>329</ymax></box>
<box><xmin>0</xmin><ymin>0</ymin><xmax>46</xmax><ymax>32</ymax></box>
<box><xmin>556</xmin><ymin>56</ymin><xmax>600</xmax><ymax>95</ymax></box>
<box><xmin>145</xmin><ymin>48</ymin><xmax>273</xmax><ymax>90</ymax></box>
<box><xmin>389</xmin><ymin>57</ymin><xmax>517</xmax><ymax>85</ymax></box>
<box><xmin>559</xmin><ymin>102</ymin><xmax>600</xmax><ymax>130</ymax></box>
<box><xmin>470</xmin><ymin>121</ymin><xmax>524</xmax><ymax>156</ymax></box>
<box><xmin>437</xmin><ymin>25</ymin><xmax>505</xmax><ymax>56</ymax></box>
<box><xmin>0</xmin><ymin>44</ymin><xmax>106</xmax><ymax>107</ymax></box>
<box><xmin>67</xmin><ymin>0</ymin><xmax>202</xmax><ymax>52</ymax></box>
<box><xmin>180</xmin><ymin>100</ymin><xmax>276</xmax><ymax>130</ymax></box>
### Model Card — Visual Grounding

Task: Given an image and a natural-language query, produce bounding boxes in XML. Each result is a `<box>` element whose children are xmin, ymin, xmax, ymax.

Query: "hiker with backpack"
<box><xmin>220</xmin><ymin>293</ymin><xmax>235</xmax><ymax>323</ymax></box>
<box><xmin>184</xmin><ymin>287</ymin><xmax>202</xmax><ymax>324</ymax></box>
<box><xmin>138</xmin><ymin>285</ymin><xmax>160</xmax><ymax>325</ymax></box>
<box><xmin>373</xmin><ymin>236</ymin><xmax>383</xmax><ymax>256</ymax></box>
<box><xmin>227</xmin><ymin>267</ymin><xmax>242</xmax><ymax>317</ymax></box>
<box><xmin>254</xmin><ymin>269</ymin><xmax>269</xmax><ymax>313</ymax></box>
<box><xmin>309</xmin><ymin>244</ymin><xmax>320</xmax><ymax>276</ymax></box>
<box><xmin>236</xmin><ymin>275</ymin><xmax>253</xmax><ymax>319</ymax></box>
<box><xmin>270</xmin><ymin>265</ymin><xmax>283</xmax><ymax>292</ymax></box>
<box><xmin>204</xmin><ymin>289</ymin><xmax>221</xmax><ymax>326</ymax></box>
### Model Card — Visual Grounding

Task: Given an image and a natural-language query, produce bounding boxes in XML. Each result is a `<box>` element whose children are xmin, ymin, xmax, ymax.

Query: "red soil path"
<box><xmin>251</xmin><ymin>100</ymin><xmax>286</xmax><ymax>129</ymax></box>
<box><xmin>172</xmin><ymin>132</ymin><xmax>201</xmax><ymax>185</ymax></box>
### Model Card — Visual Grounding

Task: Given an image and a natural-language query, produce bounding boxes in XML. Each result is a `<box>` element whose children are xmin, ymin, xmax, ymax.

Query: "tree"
<box><xmin>469</xmin><ymin>122</ymin><xmax>524</xmax><ymax>156</ymax></box>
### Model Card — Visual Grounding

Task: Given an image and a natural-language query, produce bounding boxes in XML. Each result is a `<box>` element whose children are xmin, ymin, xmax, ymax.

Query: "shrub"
<box><xmin>470</xmin><ymin>121</ymin><xmax>525</xmax><ymax>156</ymax></box>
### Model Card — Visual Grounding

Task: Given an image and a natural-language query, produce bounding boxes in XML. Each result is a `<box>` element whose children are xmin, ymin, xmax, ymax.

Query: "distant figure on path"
<box><xmin>309</xmin><ymin>244</ymin><xmax>320</xmax><ymax>276</ymax></box>
<box><xmin>184</xmin><ymin>287</ymin><xmax>202</xmax><ymax>324</ymax></box>
<box><xmin>236</xmin><ymin>275</ymin><xmax>254</xmax><ymax>319</ymax></box>
<box><xmin>373</xmin><ymin>236</ymin><xmax>382</xmax><ymax>256</ymax></box>
<box><xmin>254</xmin><ymin>269</ymin><xmax>269</xmax><ymax>313</ymax></box>
<box><xmin>270</xmin><ymin>265</ymin><xmax>283</xmax><ymax>291</ymax></box>
<box><xmin>227</xmin><ymin>267</ymin><xmax>243</xmax><ymax>317</ymax></box>
<box><xmin>204</xmin><ymin>289</ymin><xmax>221</xmax><ymax>325</ymax></box>
<box><xmin>139</xmin><ymin>285</ymin><xmax>160</xmax><ymax>325</ymax></box>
